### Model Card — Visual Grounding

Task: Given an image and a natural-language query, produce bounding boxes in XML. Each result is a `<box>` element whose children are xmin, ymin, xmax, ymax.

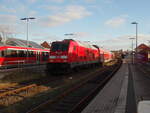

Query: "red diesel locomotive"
<box><xmin>47</xmin><ymin>39</ymin><xmax>113</xmax><ymax>73</ymax></box>
<box><xmin>0</xmin><ymin>46</ymin><xmax>49</xmax><ymax>69</ymax></box>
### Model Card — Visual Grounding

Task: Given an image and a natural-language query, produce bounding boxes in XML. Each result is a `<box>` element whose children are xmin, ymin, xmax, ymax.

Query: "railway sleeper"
<box><xmin>55</xmin><ymin>103</ymin><xmax>75</xmax><ymax>110</ymax></box>
<box><xmin>61</xmin><ymin>99</ymin><xmax>79</xmax><ymax>104</ymax></box>
<box><xmin>26</xmin><ymin>61</ymin><xmax>122</xmax><ymax>113</ymax></box>
<box><xmin>51</xmin><ymin>106</ymin><xmax>71</xmax><ymax>113</ymax></box>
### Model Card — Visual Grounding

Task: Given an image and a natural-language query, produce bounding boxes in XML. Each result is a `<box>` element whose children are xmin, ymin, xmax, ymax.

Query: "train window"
<box><xmin>1</xmin><ymin>50</ymin><xmax>5</xmax><ymax>57</ymax></box>
<box><xmin>42</xmin><ymin>52</ymin><xmax>49</xmax><ymax>61</ymax></box>
<box><xmin>11</xmin><ymin>50</ymin><xmax>17</xmax><ymax>57</ymax></box>
<box><xmin>85</xmin><ymin>50</ymin><xmax>89</xmax><ymax>55</ymax></box>
<box><xmin>6</xmin><ymin>50</ymin><xmax>11</xmax><ymax>57</ymax></box>
<box><xmin>18</xmin><ymin>50</ymin><xmax>26</xmax><ymax>57</ymax></box>
<box><xmin>33</xmin><ymin>51</ymin><xmax>36</xmax><ymax>57</ymax></box>
<box><xmin>46</xmin><ymin>52</ymin><xmax>49</xmax><ymax>57</ymax></box>
<box><xmin>6</xmin><ymin>50</ymin><xmax>17</xmax><ymax>57</ymax></box>
<box><xmin>92</xmin><ymin>53</ymin><xmax>95</xmax><ymax>59</ymax></box>
<box><xmin>31</xmin><ymin>51</ymin><xmax>34</xmax><ymax>57</ymax></box>
<box><xmin>73</xmin><ymin>46</ymin><xmax>76</xmax><ymax>51</ymax></box>
<box><xmin>28</xmin><ymin>51</ymin><xmax>35</xmax><ymax>57</ymax></box>
<box><xmin>51</xmin><ymin>42</ymin><xmax>69</xmax><ymax>52</ymax></box>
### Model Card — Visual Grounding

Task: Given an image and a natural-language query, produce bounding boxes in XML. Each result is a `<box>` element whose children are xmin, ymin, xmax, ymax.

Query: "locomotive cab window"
<box><xmin>51</xmin><ymin>42</ymin><xmax>69</xmax><ymax>52</ymax></box>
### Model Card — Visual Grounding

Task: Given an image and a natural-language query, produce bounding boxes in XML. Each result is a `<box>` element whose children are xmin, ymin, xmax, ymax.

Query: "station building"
<box><xmin>136</xmin><ymin>43</ymin><xmax>150</xmax><ymax>62</ymax></box>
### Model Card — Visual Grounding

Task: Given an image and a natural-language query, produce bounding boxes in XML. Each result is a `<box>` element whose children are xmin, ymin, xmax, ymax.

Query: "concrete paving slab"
<box><xmin>81</xmin><ymin>61</ymin><xmax>129</xmax><ymax>113</ymax></box>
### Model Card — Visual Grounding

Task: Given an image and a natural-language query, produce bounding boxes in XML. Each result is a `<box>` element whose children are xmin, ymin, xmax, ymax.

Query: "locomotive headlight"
<box><xmin>60</xmin><ymin>56</ymin><xmax>68</xmax><ymax>59</ymax></box>
<box><xmin>49</xmin><ymin>56</ymin><xmax>56</xmax><ymax>59</ymax></box>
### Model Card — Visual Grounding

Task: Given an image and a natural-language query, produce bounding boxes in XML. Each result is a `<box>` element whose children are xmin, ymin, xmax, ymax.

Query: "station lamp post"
<box><xmin>20</xmin><ymin>17</ymin><xmax>36</xmax><ymax>63</ymax></box>
<box><xmin>129</xmin><ymin>37</ymin><xmax>135</xmax><ymax>64</ymax></box>
<box><xmin>64</xmin><ymin>33</ymin><xmax>74</xmax><ymax>36</ymax></box>
<box><xmin>64</xmin><ymin>33</ymin><xmax>75</xmax><ymax>40</ymax></box>
<box><xmin>20</xmin><ymin>17</ymin><xmax>36</xmax><ymax>47</ymax></box>
<box><xmin>131</xmin><ymin>22</ymin><xmax>138</xmax><ymax>63</ymax></box>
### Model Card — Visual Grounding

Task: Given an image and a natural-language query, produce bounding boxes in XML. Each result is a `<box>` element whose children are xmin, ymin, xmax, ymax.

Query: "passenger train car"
<box><xmin>47</xmin><ymin>39</ymin><xmax>113</xmax><ymax>73</ymax></box>
<box><xmin>0</xmin><ymin>46</ymin><xmax>49</xmax><ymax>69</ymax></box>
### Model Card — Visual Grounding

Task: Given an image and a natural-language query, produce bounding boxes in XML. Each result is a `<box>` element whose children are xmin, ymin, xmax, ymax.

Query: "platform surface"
<box><xmin>81</xmin><ymin>60</ymin><xmax>129</xmax><ymax>113</ymax></box>
<box><xmin>82</xmin><ymin>56</ymin><xmax>150</xmax><ymax>113</ymax></box>
<box><xmin>131</xmin><ymin>63</ymin><xmax>150</xmax><ymax>101</ymax></box>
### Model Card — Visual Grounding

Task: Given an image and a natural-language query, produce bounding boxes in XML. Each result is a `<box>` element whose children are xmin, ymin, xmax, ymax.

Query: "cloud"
<box><xmin>94</xmin><ymin>34</ymin><xmax>150</xmax><ymax>50</ymax></box>
<box><xmin>74</xmin><ymin>32</ymin><xmax>91</xmax><ymax>37</ymax></box>
<box><xmin>41</xmin><ymin>5</ymin><xmax>61</xmax><ymax>12</ymax></box>
<box><xmin>31</xmin><ymin>35</ymin><xmax>62</xmax><ymax>44</ymax></box>
<box><xmin>0</xmin><ymin>5</ymin><xmax>16</xmax><ymax>13</ymax></box>
<box><xmin>85</xmin><ymin>0</ymin><xmax>96</xmax><ymax>3</ymax></box>
<box><xmin>0</xmin><ymin>24</ymin><xmax>20</xmax><ymax>40</ymax></box>
<box><xmin>39</xmin><ymin>5</ymin><xmax>91</xmax><ymax>27</ymax></box>
<box><xmin>105</xmin><ymin>15</ymin><xmax>127</xmax><ymax>28</ymax></box>
<box><xmin>46</xmin><ymin>0</ymin><xmax>64</xmax><ymax>3</ymax></box>
<box><xmin>28</xmin><ymin>0</ymin><xmax>64</xmax><ymax>4</ymax></box>
<box><xmin>0</xmin><ymin>15</ymin><xmax>17</xmax><ymax>24</ymax></box>
<box><xmin>25</xmin><ymin>0</ymin><xmax>37</xmax><ymax>4</ymax></box>
<box><xmin>104</xmin><ymin>0</ymin><xmax>114</xmax><ymax>4</ymax></box>
<box><xmin>28</xmin><ymin>0</ymin><xmax>37</xmax><ymax>3</ymax></box>
<box><xmin>63</xmin><ymin>32</ymin><xmax>91</xmax><ymax>41</ymax></box>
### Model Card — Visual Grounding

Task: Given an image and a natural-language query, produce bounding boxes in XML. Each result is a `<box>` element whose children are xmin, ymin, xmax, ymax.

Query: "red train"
<box><xmin>47</xmin><ymin>39</ymin><xmax>113</xmax><ymax>73</ymax></box>
<box><xmin>0</xmin><ymin>46</ymin><xmax>49</xmax><ymax>69</ymax></box>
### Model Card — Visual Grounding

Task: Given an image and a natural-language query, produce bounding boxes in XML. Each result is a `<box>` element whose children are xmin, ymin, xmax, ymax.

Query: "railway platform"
<box><xmin>81</xmin><ymin>57</ymin><xmax>150</xmax><ymax>113</ymax></box>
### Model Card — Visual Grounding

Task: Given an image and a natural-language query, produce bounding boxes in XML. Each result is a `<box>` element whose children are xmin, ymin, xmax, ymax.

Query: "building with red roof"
<box><xmin>136</xmin><ymin>43</ymin><xmax>150</xmax><ymax>62</ymax></box>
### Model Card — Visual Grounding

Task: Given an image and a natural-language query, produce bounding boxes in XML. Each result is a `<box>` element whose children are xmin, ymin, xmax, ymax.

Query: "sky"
<box><xmin>0</xmin><ymin>0</ymin><xmax>150</xmax><ymax>50</ymax></box>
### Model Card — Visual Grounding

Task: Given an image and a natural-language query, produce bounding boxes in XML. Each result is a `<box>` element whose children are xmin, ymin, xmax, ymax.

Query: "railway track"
<box><xmin>0</xmin><ymin>84</ymin><xmax>49</xmax><ymax>107</ymax></box>
<box><xmin>26</xmin><ymin>60</ymin><xmax>122</xmax><ymax>113</ymax></box>
<box><xmin>0</xmin><ymin>84</ymin><xmax>37</xmax><ymax>98</ymax></box>
<box><xmin>0</xmin><ymin>65</ymin><xmax>106</xmax><ymax>109</ymax></box>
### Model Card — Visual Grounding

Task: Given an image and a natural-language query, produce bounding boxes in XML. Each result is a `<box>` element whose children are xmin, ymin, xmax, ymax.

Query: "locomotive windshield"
<box><xmin>51</xmin><ymin>42</ymin><xmax>69</xmax><ymax>52</ymax></box>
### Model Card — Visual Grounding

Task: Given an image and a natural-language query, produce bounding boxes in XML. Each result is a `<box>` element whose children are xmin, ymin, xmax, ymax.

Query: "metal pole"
<box><xmin>132</xmin><ymin>39</ymin><xmax>134</xmax><ymax>64</ymax></box>
<box><xmin>27</xmin><ymin>19</ymin><xmax>29</xmax><ymax>47</ymax></box>
<box><xmin>26</xmin><ymin>19</ymin><xmax>29</xmax><ymax>64</ymax></box>
<box><xmin>129</xmin><ymin>37</ymin><xmax>135</xmax><ymax>64</ymax></box>
<box><xmin>136</xmin><ymin>23</ymin><xmax>138</xmax><ymax>63</ymax></box>
<box><xmin>20</xmin><ymin>17</ymin><xmax>35</xmax><ymax>64</ymax></box>
<box><xmin>131</xmin><ymin>22</ymin><xmax>138</xmax><ymax>63</ymax></box>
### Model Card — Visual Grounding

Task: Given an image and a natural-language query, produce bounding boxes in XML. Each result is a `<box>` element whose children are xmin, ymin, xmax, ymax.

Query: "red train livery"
<box><xmin>47</xmin><ymin>39</ymin><xmax>113</xmax><ymax>72</ymax></box>
<box><xmin>0</xmin><ymin>46</ymin><xmax>49</xmax><ymax>68</ymax></box>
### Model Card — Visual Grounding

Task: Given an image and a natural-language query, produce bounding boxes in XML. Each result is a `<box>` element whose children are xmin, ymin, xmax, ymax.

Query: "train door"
<box><xmin>100</xmin><ymin>52</ymin><xmax>104</xmax><ymax>63</ymax></box>
<box><xmin>36</xmin><ymin>51</ymin><xmax>40</xmax><ymax>64</ymax></box>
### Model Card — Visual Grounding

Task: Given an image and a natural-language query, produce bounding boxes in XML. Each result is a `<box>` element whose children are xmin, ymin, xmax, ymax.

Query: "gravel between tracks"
<box><xmin>0</xmin><ymin>66</ymin><xmax>106</xmax><ymax>113</ymax></box>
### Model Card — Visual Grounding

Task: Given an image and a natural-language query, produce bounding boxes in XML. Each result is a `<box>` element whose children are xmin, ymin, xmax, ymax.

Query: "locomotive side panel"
<box><xmin>47</xmin><ymin>39</ymin><xmax>107</xmax><ymax>74</ymax></box>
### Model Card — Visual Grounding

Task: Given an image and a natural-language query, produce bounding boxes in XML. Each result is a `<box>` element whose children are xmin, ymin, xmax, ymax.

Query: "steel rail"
<box><xmin>26</xmin><ymin>60</ymin><xmax>122</xmax><ymax>113</ymax></box>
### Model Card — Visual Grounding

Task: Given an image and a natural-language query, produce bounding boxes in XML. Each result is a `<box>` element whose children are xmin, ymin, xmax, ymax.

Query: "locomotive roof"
<box><xmin>63</xmin><ymin>39</ymin><xmax>98</xmax><ymax>49</ymax></box>
<box><xmin>53</xmin><ymin>39</ymin><xmax>111</xmax><ymax>53</ymax></box>
<box><xmin>76</xmin><ymin>41</ymin><xmax>97</xmax><ymax>49</ymax></box>
<box><xmin>0</xmin><ymin>37</ymin><xmax>44</xmax><ymax>49</ymax></box>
